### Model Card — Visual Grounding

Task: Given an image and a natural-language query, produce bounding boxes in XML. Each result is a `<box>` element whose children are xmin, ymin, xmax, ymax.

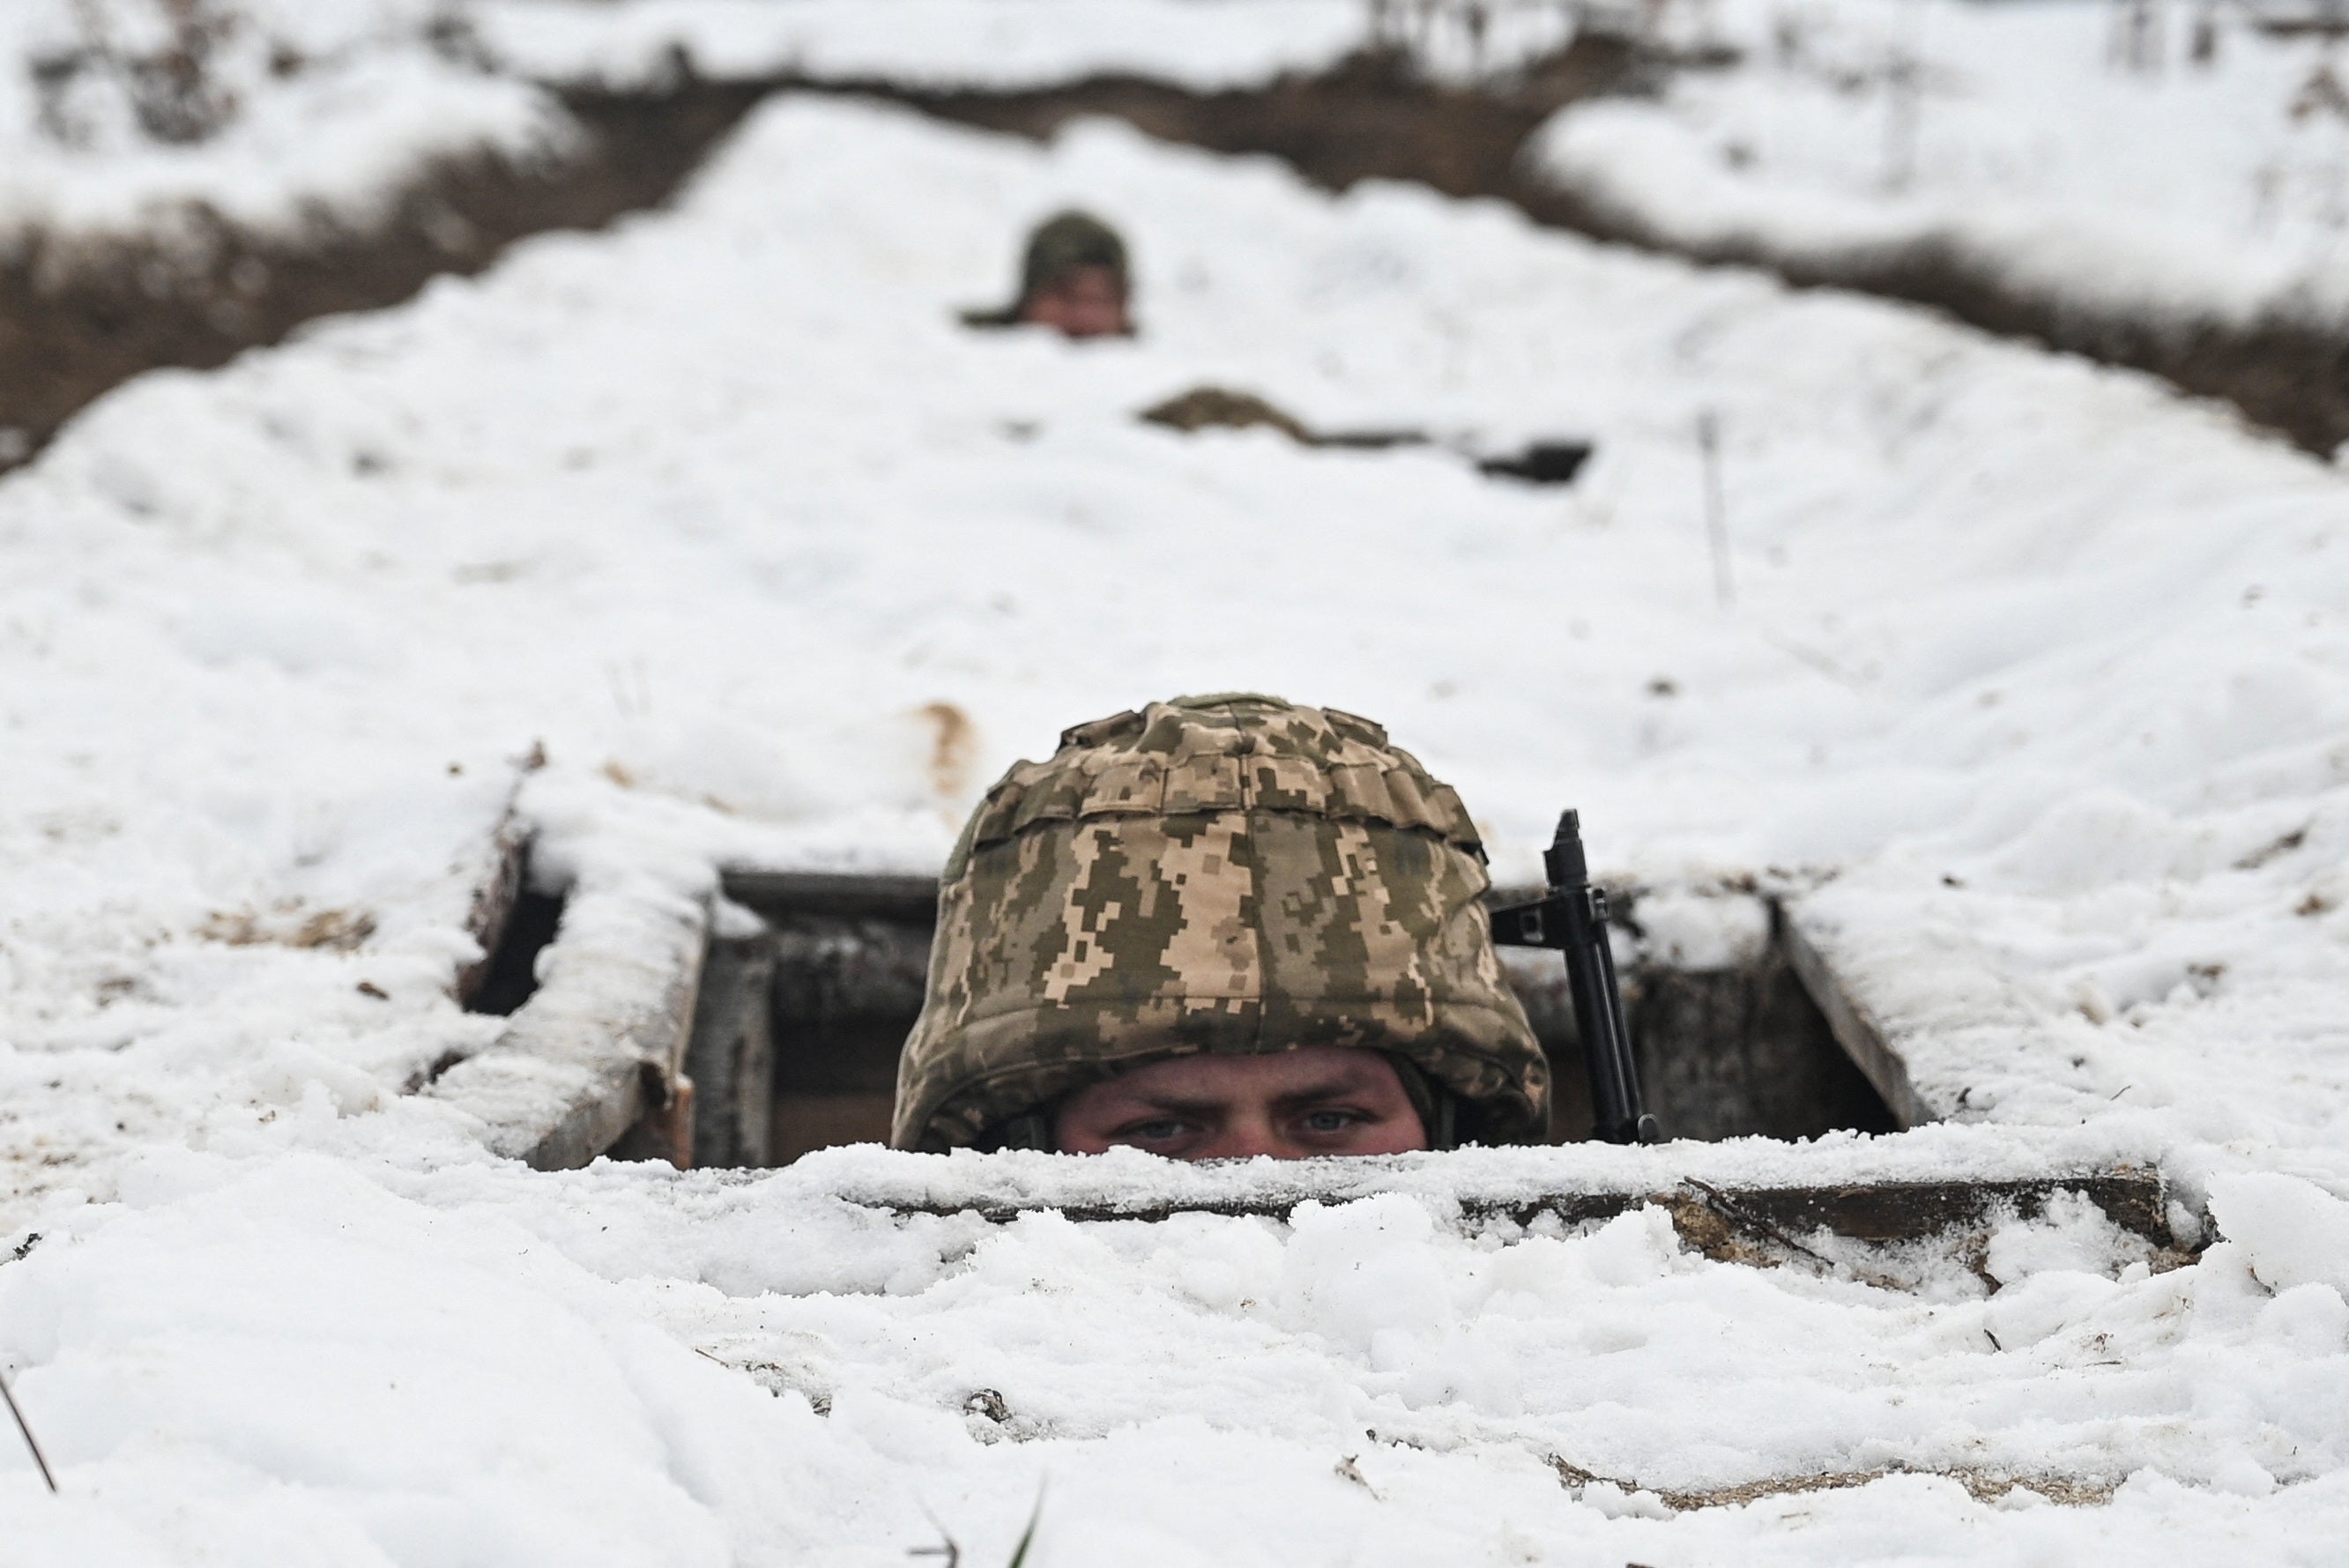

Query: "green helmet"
<box><xmin>960</xmin><ymin>210</ymin><xmax>1134</xmax><ymax>330</ymax></box>
<box><xmin>1017</xmin><ymin>209</ymin><xmax>1129</xmax><ymax>308</ymax></box>
<box><xmin>891</xmin><ymin>694</ymin><xmax>1550</xmax><ymax>1152</ymax></box>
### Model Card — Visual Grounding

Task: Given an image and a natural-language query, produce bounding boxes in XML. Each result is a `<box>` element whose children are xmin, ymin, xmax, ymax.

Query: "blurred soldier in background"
<box><xmin>963</xmin><ymin>209</ymin><xmax>1134</xmax><ymax>338</ymax></box>
<box><xmin>891</xmin><ymin>694</ymin><xmax>1550</xmax><ymax>1159</ymax></box>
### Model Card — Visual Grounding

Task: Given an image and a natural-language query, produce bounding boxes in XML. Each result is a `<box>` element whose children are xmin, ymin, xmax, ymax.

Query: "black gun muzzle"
<box><xmin>1488</xmin><ymin>809</ymin><xmax>1662</xmax><ymax>1146</ymax></box>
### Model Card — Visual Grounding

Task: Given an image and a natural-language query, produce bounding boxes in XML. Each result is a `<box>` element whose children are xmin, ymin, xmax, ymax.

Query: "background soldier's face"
<box><xmin>1052</xmin><ymin>1046</ymin><xmax>1430</xmax><ymax>1160</ymax></box>
<box><xmin>1018</xmin><ymin>264</ymin><xmax>1131</xmax><ymax>338</ymax></box>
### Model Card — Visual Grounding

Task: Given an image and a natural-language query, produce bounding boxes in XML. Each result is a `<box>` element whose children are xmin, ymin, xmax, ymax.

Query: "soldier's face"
<box><xmin>1052</xmin><ymin>1046</ymin><xmax>1430</xmax><ymax>1160</ymax></box>
<box><xmin>1018</xmin><ymin>265</ymin><xmax>1130</xmax><ymax>339</ymax></box>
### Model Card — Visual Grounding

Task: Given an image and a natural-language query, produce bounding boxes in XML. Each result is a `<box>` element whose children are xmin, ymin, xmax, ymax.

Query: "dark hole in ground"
<box><xmin>1503</xmin><ymin>896</ymin><xmax>1899</xmax><ymax>1143</ymax></box>
<box><xmin>1477</xmin><ymin>440</ymin><xmax>1594</xmax><ymax>487</ymax></box>
<box><xmin>694</xmin><ymin>870</ymin><xmax>1895</xmax><ymax>1168</ymax></box>
<box><xmin>465</xmin><ymin>887</ymin><xmax>565</xmax><ymax>1018</ymax></box>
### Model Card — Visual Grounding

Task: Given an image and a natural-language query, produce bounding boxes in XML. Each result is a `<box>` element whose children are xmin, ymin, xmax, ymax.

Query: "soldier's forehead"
<box><xmin>1090</xmin><ymin>1047</ymin><xmax>1401</xmax><ymax>1097</ymax></box>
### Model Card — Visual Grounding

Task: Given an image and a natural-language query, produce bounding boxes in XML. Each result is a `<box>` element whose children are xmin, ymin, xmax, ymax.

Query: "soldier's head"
<box><xmin>1011</xmin><ymin>210</ymin><xmax>1132</xmax><ymax>338</ymax></box>
<box><xmin>891</xmin><ymin>695</ymin><xmax>1550</xmax><ymax>1159</ymax></box>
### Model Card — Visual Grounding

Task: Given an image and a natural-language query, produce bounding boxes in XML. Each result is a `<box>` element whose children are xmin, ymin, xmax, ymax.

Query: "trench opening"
<box><xmin>694</xmin><ymin>871</ymin><xmax>1895</xmax><ymax>1169</ymax></box>
<box><xmin>1508</xmin><ymin>896</ymin><xmax>1899</xmax><ymax>1145</ymax></box>
<box><xmin>464</xmin><ymin>885</ymin><xmax>564</xmax><ymax>1018</ymax></box>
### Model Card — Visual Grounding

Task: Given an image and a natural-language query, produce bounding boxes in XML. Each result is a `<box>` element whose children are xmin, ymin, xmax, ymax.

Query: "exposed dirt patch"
<box><xmin>848</xmin><ymin>41</ymin><xmax>1649</xmax><ymax>201</ymax></box>
<box><xmin>914</xmin><ymin>699</ymin><xmax>980</xmax><ymax>802</ymax></box>
<box><xmin>0</xmin><ymin>44</ymin><xmax>1647</xmax><ymax>474</ymax></box>
<box><xmin>1141</xmin><ymin>385</ymin><xmax>1318</xmax><ymax>443</ymax></box>
<box><xmin>851</xmin><ymin>46</ymin><xmax>2349</xmax><ymax>458</ymax></box>
<box><xmin>6</xmin><ymin>42</ymin><xmax>2343</xmax><ymax>472</ymax></box>
<box><xmin>0</xmin><ymin>82</ymin><xmax>765</xmax><ymax>471</ymax></box>
<box><xmin>1546</xmin><ymin>1452</ymin><xmax>2122</xmax><ymax>1511</ymax></box>
<box><xmin>1527</xmin><ymin>191</ymin><xmax>2349</xmax><ymax>457</ymax></box>
<box><xmin>197</xmin><ymin>904</ymin><xmax>375</xmax><ymax>951</ymax></box>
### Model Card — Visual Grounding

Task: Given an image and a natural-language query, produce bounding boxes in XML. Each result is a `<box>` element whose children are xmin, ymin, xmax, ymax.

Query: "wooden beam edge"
<box><xmin>1775</xmin><ymin>907</ymin><xmax>1940</xmax><ymax>1129</ymax></box>
<box><xmin>853</xmin><ymin>1170</ymin><xmax>2171</xmax><ymax>1249</ymax></box>
<box><xmin>429</xmin><ymin>885</ymin><xmax>711</xmax><ymax>1170</ymax></box>
<box><xmin>719</xmin><ymin>868</ymin><xmax>940</xmax><ymax>924</ymax></box>
<box><xmin>452</xmin><ymin>806</ymin><xmax>531</xmax><ymax>1008</ymax></box>
<box><xmin>720</xmin><ymin>872</ymin><xmax>1618</xmax><ymax>927</ymax></box>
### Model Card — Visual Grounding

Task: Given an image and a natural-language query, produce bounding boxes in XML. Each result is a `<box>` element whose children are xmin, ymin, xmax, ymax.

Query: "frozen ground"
<box><xmin>0</xmin><ymin>0</ymin><xmax>1366</xmax><ymax>247</ymax></box>
<box><xmin>3</xmin><ymin>78</ymin><xmax>2348</xmax><ymax>1562</ymax></box>
<box><xmin>470</xmin><ymin>0</ymin><xmax>1367</xmax><ymax>91</ymax></box>
<box><xmin>5</xmin><ymin>1140</ymin><xmax>2349</xmax><ymax>1564</ymax></box>
<box><xmin>0</xmin><ymin>0</ymin><xmax>575</xmax><ymax>244</ymax></box>
<box><xmin>1533</xmin><ymin>0</ymin><xmax>2349</xmax><ymax>337</ymax></box>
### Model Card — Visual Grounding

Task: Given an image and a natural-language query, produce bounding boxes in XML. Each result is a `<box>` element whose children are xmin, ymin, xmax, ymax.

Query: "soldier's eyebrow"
<box><xmin>1106</xmin><ymin>1067</ymin><xmax>1388</xmax><ymax>1118</ymax></box>
<box><xmin>1116</xmin><ymin>1092</ymin><xmax>1226</xmax><ymax>1118</ymax></box>
<box><xmin>1268</xmin><ymin>1077</ymin><xmax>1378</xmax><ymax>1112</ymax></box>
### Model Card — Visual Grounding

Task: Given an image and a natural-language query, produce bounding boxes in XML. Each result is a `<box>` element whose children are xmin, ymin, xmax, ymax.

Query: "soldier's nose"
<box><xmin>1205</xmin><ymin>1114</ymin><xmax>1286</xmax><ymax>1161</ymax></box>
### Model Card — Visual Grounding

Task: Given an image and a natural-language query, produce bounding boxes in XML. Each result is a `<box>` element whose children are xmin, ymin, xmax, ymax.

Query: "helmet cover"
<box><xmin>892</xmin><ymin>695</ymin><xmax>1548</xmax><ymax>1150</ymax></box>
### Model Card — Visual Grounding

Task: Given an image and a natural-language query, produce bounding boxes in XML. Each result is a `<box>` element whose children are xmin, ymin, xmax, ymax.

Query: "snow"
<box><xmin>2207</xmin><ymin>1171</ymin><xmax>2349</xmax><ymax>1295</ymax></box>
<box><xmin>4</xmin><ymin>1147</ymin><xmax>2347</xmax><ymax>1560</ymax></box>
<box><xmin>0</xmin><ymin>2</ymin><xmax>576</xmax><ymax>246</ymax></box>
<box><xmin>425</xmin><ymin>834</ymin><xmax>709</xmax><ymax>1165</ymax></box>
<box><xmin>470</xmin><ymin>0</ymin><xmax>1369</xmax><ymax>91</ymax></box>
<box><xmin>1529</xmin><ymin>0</ymin><xmax>2349</xmax><ymax>338</ymax></box>
<box><xmin>779</xmin><ymin>1120</ymin><xmax>2166</xmax><ymax>1221</ymax></box>
<box><xmin>3</xmin><ymin>26</ymin><xmax>2349</xmax><ymax>1561</ymax></box>
<box><xmin>1622</xmin><ymin>887</ymin><xmax>1771</xmax><ymax>970</ymax></box>
<box><xmin>0</xmin><ymin>0</ymin><xmax>1371</xmax><ymax>249</ymax></box>
<box><xmin>21</xmin><ymin>94</ymin><xmax>2348</xmax><ymax>1205</ymax></box>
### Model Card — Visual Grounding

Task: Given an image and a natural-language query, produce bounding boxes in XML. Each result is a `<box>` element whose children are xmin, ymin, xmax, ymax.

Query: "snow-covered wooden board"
<box><xmin>427</xmin><ymin>877</ymin><xmax>710</xmax><ymax>1170</ymax></box>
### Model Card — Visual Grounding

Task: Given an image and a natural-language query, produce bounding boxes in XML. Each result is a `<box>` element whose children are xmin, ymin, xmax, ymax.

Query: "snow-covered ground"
<box><xmin>0</xmin><ymin>0</ymin><xmax>1368</xmax><ymax>247</ymax></box>
<box><xmin>1534</xmin><ymin>0</ymin><xmax>2349</xmax><ymax>336</ymax></box>
<box><xmin>10</xmin><ymin>1143</ymin><xmax>2349</xmax><ymax>1564</ymax></box>
<box><xmin>0</xmin><ymin>0</ymin><xmax>575</xmax><ymax>244</ymax></box>
<box><xmin>4</xmin><ymin>66</ymin><xmax>2349</xmax><ymax>1564</ymax></box>
<box><xmin>22</xmin><ymin>0</ymin><xmax>2349</xmax><ymax>354</ymax></box>
<box><xmin>470</xmin><ymin>0</ymin><xmax>1368</xmax><ymax>90</ymax></box>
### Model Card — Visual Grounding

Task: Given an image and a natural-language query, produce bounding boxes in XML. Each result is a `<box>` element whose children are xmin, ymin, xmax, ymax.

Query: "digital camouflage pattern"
<box><xmin>891</xmin><ymin>695</ymin><xmax>1550</xmax><ymax>1151</ymax></box>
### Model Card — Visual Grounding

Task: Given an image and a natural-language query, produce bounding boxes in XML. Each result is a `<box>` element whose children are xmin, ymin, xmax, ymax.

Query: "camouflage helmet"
<box><xmin>891</xmin><ymin>694</ymin><xmax>1549</xmax><ymax>1152</ymax></box>
<box><xmin>1017</xmin><ymin>209</ymin><xmax>1129</xmax><ymax>308</ymax></box>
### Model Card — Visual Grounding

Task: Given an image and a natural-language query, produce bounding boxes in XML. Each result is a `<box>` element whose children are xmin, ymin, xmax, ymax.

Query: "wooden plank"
<box><xmin>863</xmin><ymin>1169</ymin><xmax>2174</xmax><ymax>1252</ymax></box>
<box><xmin>685</xmin><ymin>930</ymin><xmax>777</xmax><ymax>1167</ymax></box>
<box><xmin>609</xmin><ymin>1076</ymin><xmax>698</xmax><ymax>1169</ymax></box>
<box><xmin>720</xmin><ymin>869</ymin><xmax>940</xmax><ymax>924</ymax></box>
<box><xmin>1716</xmin><ymin>1172</ymin><xmax>2173</xmax><ymax>1247</ymax></box>
<box><xmin>1777</xmin><ymin>910</ymin><xmax>1938</xmax><ymax>1129</ymax></box>
<box><xmin>428</xmin><ymin>883</ymin><xmax>710</xmax><ymax>1170</ymax></box>
<box><xmin>451</xmin><ymin>800</ymin><xmax>531</xmax><ymax>1008</ymax></box>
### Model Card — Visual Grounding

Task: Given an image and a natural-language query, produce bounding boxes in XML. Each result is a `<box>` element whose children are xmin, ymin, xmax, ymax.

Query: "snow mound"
<box><xmin>3</xmin><ymin>1148</ymin><xmax>2345</xmax><ymax>1558</ymax></box>
<box><xmin>0</xmin><ymin>2</ymin><xmax>578</xmax><ymax>246</ymax></box>
<box><xmin>472</xmin><ymin>0</ymin><xmax>1369</xmax><ymax>92</ymax></box>
<box><xmin>1528</xmin><ymin>0</ymin><xmax>2349</xmax><ymax>344</ymax></box>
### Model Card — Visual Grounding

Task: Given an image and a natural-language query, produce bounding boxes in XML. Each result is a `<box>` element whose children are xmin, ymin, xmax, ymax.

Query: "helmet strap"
<box><xmin>992</xmin><ymin>1111</ymin><xmax>1051</xmax><ymax>1152</ymax></box>
<box><xmin>1386</xmin><ymin>1056</ymin><xmax>1459</xmax><ymax>1152</ymax></box>
<box><xmin>1431</xmin><ymin>1084</ymin><xmax>1460</xmax><ymax>1152</ymax></box>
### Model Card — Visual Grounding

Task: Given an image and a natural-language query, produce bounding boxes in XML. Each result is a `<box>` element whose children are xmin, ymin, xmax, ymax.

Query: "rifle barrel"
<box><xmin>1545</xmin><ymin>811</ymin><xmax>1661</xmax><ymax>1146</ymax></box>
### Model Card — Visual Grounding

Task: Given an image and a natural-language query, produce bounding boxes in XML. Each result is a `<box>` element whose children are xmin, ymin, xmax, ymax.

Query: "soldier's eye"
<box><xmin>1298</xmin><ymin>1109</ymin><xmax>1359</xmax><ymax>1134</ymax></box>
<box><xmin>1121</xmin><ymin>1118</ymin><xmax>1190</xmax><ymax>1142</ymax></box>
